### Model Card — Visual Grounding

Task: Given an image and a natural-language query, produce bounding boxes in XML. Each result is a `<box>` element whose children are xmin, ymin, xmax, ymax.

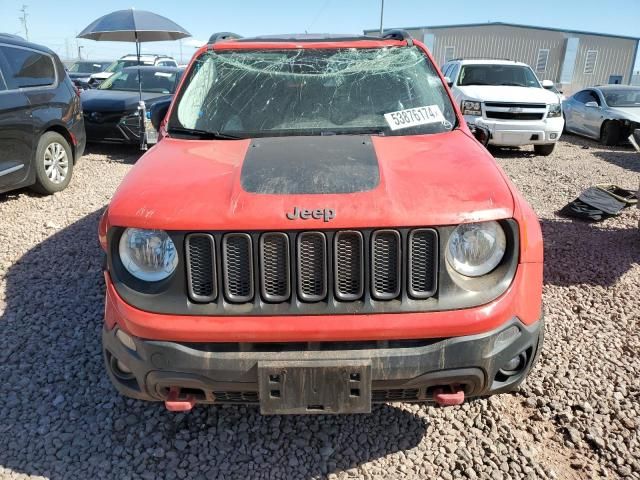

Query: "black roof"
<box><xmin>209</xmin><ymin>30</ymin><xmax>413</xmax><ymax>45</ymax></box>
<box><xmin>0</xmin><ymin>32</ymin><xmax>57</xmax><ymax>54</ymax></box>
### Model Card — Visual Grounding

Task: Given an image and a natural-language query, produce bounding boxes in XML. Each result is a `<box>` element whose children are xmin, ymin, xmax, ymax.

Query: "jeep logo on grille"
<box><xmin>286</xmin><ymin>206</ymin><xmax>335</xmax><ymax>222</ymax></box>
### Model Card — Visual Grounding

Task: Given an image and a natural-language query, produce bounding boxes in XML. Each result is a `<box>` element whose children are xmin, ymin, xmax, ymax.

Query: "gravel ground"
<box><xmin>0</xmin><ymin>135</ymin><xmax>638</xmax><ymax>480</ymax></box>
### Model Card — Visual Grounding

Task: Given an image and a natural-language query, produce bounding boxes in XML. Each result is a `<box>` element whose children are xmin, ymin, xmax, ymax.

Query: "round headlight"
<box><xmin>446</xmin><ymin>221</ymin><xmax>506</xmax><ymax>277</ymax></box>
<box><xmin>118</xmin><ymin>228</ymin><xmax>178</xmax><ymax>282</ymax></box>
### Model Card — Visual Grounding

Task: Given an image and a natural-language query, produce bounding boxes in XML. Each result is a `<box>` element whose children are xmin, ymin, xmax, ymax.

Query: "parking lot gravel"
<box><xmin>0</xmin><ymin>135</ymin><xmax>638</xmax><ymax>480</ymax></box>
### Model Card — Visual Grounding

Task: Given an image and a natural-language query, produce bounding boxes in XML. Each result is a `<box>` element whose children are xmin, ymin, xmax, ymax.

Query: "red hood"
<box><xmin>107</xmin><ymin>130</ymin><xmax>514</xmax><ymax>230</ymax></box>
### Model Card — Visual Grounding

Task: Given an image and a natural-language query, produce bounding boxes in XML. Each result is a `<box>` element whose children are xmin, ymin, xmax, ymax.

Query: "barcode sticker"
<box><xmin>384</xmin><ymin>105</ymin><xmax>446</xmax><ymax>130</ymax></box>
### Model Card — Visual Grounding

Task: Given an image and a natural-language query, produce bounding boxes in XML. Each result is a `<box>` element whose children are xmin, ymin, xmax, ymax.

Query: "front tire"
<box><xmin>600</xmin><ymin>121</ymin><xmax>621</xmax><ymax>146</ymax></box>
<box><xmin>30</xmin><ymin>132</ymin><xmax>74</xmax><ymax>195</ymax></box>
<box><xmin>534</xmin><ymin>144</ymin><xmax>555</xmax><ymax>156</ymax></box>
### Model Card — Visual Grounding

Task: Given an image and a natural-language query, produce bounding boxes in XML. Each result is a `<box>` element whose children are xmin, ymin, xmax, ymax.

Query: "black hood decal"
<box><xmin>241</xmin><ymin>135</ymin><xmax>379</xmax><ymax>194</ymax></box>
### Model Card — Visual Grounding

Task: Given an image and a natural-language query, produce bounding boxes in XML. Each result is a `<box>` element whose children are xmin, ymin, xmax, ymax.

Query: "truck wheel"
<box><xmin>600</xmin><ymin>121</ymin><xmax>621</xmax><ymax>146</ymax></box>
<box><xmin>30</xmin><ymin>132</ymin><xmax>74</xmax><ymax>195</ymax></box>
<box><xmin>534</xmin><ymin>144</ymin><xmax>555</xmax><ymax>156</ymax></box>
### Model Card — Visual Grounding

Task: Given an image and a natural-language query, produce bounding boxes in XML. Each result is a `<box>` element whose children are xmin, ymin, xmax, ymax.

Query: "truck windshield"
<box><xmin>458</xmin><ymin>64</ymin><xmax>541</xmax><ymax>88</ymax></box>
<box><xmin>169</xmin><ymin>47</ymin><xmax>457</xmax><ymax>138</ymax></box>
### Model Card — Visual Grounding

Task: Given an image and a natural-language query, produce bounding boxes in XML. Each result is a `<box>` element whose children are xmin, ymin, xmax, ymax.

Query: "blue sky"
<box><xmin>1</xmin><ymin>0</ymin><xmax>639</xmax><ymax>70</ymax></box>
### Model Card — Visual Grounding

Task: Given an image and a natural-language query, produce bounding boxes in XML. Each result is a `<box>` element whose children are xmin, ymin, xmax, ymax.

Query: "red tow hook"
<box><xmin>164</xmin><ymin>386</ymin><xmax>196</xmax><ymax>412</ymax></box>
<box><xmin>433</xmin><ymin>386</ymin><xmax>465</xmax><ymax>406</ymax></box>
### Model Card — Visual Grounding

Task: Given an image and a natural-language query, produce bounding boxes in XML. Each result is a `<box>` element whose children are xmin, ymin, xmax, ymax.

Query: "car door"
<box><xmin>564</xmin><ymin>90</ymin><xmax>589</xmax><ymax>135</ymax></box>
<box><xmin>582</xmin><ymin>90</ymin><xmax>604</xmax><ymax>138</ymax></box>
<box><xmin>0</xmin><ymin>44</ymin><xmax>34</xmax><ymax>191</ymax></box>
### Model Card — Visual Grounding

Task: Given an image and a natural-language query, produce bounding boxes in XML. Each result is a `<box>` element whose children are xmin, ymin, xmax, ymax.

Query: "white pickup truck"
<box><xmin>441</xmin><ymin>59</ymin><xmax>564</xmax><ymax>156</ymax></box>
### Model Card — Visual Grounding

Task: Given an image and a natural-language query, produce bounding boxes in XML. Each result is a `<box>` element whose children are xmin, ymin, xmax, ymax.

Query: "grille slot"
<box><xmin>260</xmin><ymin>233</ymin><xmax>290</xmax><ymax>302</ymax></box>
<box><xmin>371</xmin><ymin>230</ymin><xmax>401</xmax><ymax>300</ymax></box>
<box><xmin>185</xmin><ymin>234</ymin><xmax>217</xmax><ymax>302</ymax></box>
<box><xmin>297</xmin><ymin>232</ymin><xmax>327</xmax><ymax>302</ymax></box>
<box><xmin>222</xmin><ymin>233</ymin><xmax>254</xmax><ymax>303</ymax></box>
<box><xmin>334</xmin><ymin>231</ymin><xmax>364</xmax><ymax>301</ymax></box>
<box><xmin>485</xmin><ymin>111</ymin><xmax>544</xmax><ymax>121</ymax></box>
<box><xmin>372</xmin><ymin>389</ymin><xmax>420</xmax><ymax>402</ymax></box>
<box><xmin>484</xmin><ymin>102</ymin><xmax>546</xmax><ymax>109</ymax></box>
<box><xmin>408</xmin><ymin>229</ymin><xmax>438</xmax><ymax>299</ymax></box>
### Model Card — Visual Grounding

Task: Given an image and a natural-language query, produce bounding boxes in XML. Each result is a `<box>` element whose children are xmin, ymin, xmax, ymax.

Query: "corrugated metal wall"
<box><xmin>570</xmin><ymin>34</ymin><xmax>636</xmax><ymax>89</ymax></box>
<box><xmin>403</xmin><ymin>25</ymin><xmax>637</xmax><ymax>94</ymax></box>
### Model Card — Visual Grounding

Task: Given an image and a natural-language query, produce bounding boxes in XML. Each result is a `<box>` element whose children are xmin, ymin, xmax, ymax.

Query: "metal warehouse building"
<box><xmin>365</xmin><ymin>22</ymin><xmax>639</xmax><ymax>95</ymax></box>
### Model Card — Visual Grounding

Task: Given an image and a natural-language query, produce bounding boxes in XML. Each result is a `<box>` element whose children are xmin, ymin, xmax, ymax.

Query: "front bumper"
<box><xmin>466</xmin><ymin>115</ymin><xmax>564</xmax><ymax>146</ymax></box>
<box><xmin>103</xmin><ymin>315</ymin><xmax>544</xmax><ymax>407</ymax></box>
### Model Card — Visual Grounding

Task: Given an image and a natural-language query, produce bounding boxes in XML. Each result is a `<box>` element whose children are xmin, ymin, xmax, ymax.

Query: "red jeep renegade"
<box><xmin>99</xmin><ymin>31</ymin><xmax>544</xmax><ymax>414</ymax></box>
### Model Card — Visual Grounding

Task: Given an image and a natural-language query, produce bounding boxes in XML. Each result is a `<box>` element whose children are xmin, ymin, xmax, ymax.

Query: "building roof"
<box><xmin>364</xmin><ymin>22</ymin><xmax>640</xmax><ymax>41</ymax></box>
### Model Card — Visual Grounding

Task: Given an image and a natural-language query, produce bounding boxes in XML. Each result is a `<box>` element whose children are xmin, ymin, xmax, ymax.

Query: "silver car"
<box><xmin>563</xmin><ymin>85</ymin><xmax>640</xmax><ymax>145</ymax></box>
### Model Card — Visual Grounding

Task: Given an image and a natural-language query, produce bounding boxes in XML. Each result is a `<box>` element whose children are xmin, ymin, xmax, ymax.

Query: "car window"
<box><xmin>171</xmin><ymin>46</ymin><xmax>457</xmax><ymax>139</ymax></box>
<box><xmin>99</xmin><ymin>69</ymin><xmax>179</xmax><ymax>93</ymax></box>
<box><xmin>449</xmin><ymin>63</ymin><xmax>461</xmax><ymax>84</ymax></box>
<box><xmin>575</xmin><ymin>90</ymin><xmax>600</xmax><ymax>105</ymax></box>
<box><xmin>458</xmin><ymin>64</ymin><xmax>540</xmax><ymax>88</ymax></box>
<box><xmin>441</xmin><ymin>63</ymin><xmax>452</xmax><ymax>77</ymax></box>
<box><xmin>0</xmin><ymin>45</ymin><xmax>56</xmax><ymax>89</ymax></box>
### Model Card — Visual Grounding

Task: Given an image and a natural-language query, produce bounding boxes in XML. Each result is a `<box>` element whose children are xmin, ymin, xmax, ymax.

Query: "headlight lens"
<box><xmin>446</xmin><ymin>221</ymin><xmax>506</xmax><ymax>277</ymax></box>
<box><xmin>118</xmin><ymin>228</ymin><xmax>178</xmax><ymax>281</ymax></box>
<box><xmin>461</xmin><ymin>100</ymin><xmax>482</xmax><ymax>116</ymax></box>
<box><xmin>548</xmin><ymin>102</ymin><xmax>562</xmax><ymax>118</ymax></box>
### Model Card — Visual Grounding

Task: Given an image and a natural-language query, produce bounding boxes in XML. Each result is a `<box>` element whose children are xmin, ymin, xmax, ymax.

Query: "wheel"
<box><xmin>600</xmin><ymin>121</ymin><xmax>621</xmax><ymax>146</ymax></box>
<box><xmin>30</xmin><ymin>132</ymin><xmax>74</xmax><ymax>195</ymax></box>
<box><xmin>534</xmin><ymin>144</ymin><xmax>555</xmax><ymax>156</ymax></box>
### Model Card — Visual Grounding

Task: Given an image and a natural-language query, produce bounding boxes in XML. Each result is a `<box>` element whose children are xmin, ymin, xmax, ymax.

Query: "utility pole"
<box><xmin>77</xmin><ymin>45</ymin><xmax>84</xmax><ymax>60</ymax></box>
<box><xmin>379</xmin><ymin>0</ymin><xmax>384</xmax><ymax>36</ymax></box>
<box><xmin>19</xmin><ymin>4</ymin><xmax>29</xmax><ymax>41</ymax></box>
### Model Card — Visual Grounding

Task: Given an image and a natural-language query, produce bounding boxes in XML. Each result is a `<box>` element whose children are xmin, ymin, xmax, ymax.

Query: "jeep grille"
<box><xmin>185</xmin><ymin>229</ymin><xmax>438</xmax><ymax>306</ymax></box>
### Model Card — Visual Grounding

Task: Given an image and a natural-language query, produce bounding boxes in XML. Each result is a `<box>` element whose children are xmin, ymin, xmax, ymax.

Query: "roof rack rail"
<box><xmin>208</xmin><ymin>32</ymin><xmax>243</xmax><ymax>44</ymax></box>
<box><xmin>382</xmin><ymin>29</ymin><xmax>413</xmax><ymax>46</ymax></box>
<box><xmin>448</xmin><ymin>57</ymin><xmax>513</xmax><ymax>62</ymax></box>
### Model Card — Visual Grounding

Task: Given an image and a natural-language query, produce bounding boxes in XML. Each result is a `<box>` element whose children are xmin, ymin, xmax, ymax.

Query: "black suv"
<box><xmin>0</xmin><ymin>34</ymin><xmax>85</xmax><ymax>195</ymax></box>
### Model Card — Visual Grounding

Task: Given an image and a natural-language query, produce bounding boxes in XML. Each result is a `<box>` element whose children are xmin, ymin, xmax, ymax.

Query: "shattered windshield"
<box><xmin>169</xmin><ymin>47</ymin><xmax>456</xmax><ymax>138</ymax></box>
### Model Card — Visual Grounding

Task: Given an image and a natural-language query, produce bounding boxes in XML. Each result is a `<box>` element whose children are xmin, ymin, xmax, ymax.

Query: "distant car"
<box><xmin>0</xmin><ymin>33</ymin><xmax>85</xmax><ymax>195</ymax></box>
<box><xmin>67</xmin><ymin>60</ymin><xmax>112</xmax><ymax>88</ymax></box>
<box><xmin>87</xmin><ymin>54</ymin><xmax>178</xmax><ymax>89</ymax></box>
<box><xmin>442</xmin><ymin>59</ymin><xmax>564</xmax><ymax>156</ymax></box>
<box><xmin>563</xmin><ymin>85</ymin><xmax>640</xmax><ymax>145</ymax></box>
<box><xmin>81</xmin><ymin>66</ymin><xmax>183</xmax><ymax>144</ymax></box>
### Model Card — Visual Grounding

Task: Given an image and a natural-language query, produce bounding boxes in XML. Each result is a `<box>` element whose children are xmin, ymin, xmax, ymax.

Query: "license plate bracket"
<box><xmin>258</xmin><ymin>360</ymin><xmax>371</xmax><ymax>415</ymax></box>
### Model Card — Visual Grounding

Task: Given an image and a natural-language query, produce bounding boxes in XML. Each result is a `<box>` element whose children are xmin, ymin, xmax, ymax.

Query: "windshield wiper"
<box><xmin>167</xmin><ymin>126</ymin><xmax>244</xmax><ymax>140</ymax></box>
<box><xmin>500</xmin><ymin>82</ymin><xmax>526</xmax><ymax>87</ymax></box>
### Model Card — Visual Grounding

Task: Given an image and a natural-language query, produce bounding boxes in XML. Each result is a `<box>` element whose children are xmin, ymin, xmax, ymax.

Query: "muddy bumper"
<box><xmin>103</xmin><ymin>316</ymin><xmax>543</xmax><ymax>413</ymax></box>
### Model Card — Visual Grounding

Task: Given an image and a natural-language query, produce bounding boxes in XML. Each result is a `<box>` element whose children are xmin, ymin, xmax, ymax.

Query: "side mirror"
<box><xmin>467</xmin><ymin>123</ymin><xmax>490</xmax><ymax>147</ymax></box>
<box><xmin>541</xmin><ymin>79</ymin><xmax>554</xmax><ymax>89</ymax></box>
<box><xmin>585</xmin><ymin>101</ymin><xmax>599</xmax><ymax>108</ymax></box>
<box><xmin>444</xmin><ymin>76</ymin><xmax>453</xmax><ymax>87</ymax></box>
<box><xmin>150</xmin><ymin>98</ymin><xmax>172</xmax><ymax>131</ymax></box>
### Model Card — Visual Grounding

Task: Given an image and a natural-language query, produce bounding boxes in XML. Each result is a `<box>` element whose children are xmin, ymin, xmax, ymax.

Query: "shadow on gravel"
<box><xmin>542</xmin><ymin>218</ymin><xmax>640</xmax><ymax>287</ymax></box>
<box><xmin>0</xmin><ymin>211</ymin><xmax>428</xmax><ymax>480</ymax></box>
<box><xmin>84</xmin><ymin>143</ymin><xmax>143</xmax><ymax>165</ymax></box>
<box><xmin>488</xmin><ymin>146</ymin><xmax>537</xmax><ymax>159</ymax></box>
<box><xmin>592</xmin><ymin>150</ymin><xmax>640</xmax><ymax>174</ymax></box>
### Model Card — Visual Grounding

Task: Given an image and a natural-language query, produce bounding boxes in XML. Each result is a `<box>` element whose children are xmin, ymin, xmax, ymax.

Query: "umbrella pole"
<box><xmin>135</xmin><ymin>33</ymin><xmax>147</xmax><ymax>151</ymax></box>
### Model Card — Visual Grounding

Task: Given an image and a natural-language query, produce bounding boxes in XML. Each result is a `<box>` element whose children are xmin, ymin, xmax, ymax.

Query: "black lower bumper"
<box><xmin>103</xmin><ymin>316</ymin><xmax>543</xmax><ymax>408</ymax></box>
